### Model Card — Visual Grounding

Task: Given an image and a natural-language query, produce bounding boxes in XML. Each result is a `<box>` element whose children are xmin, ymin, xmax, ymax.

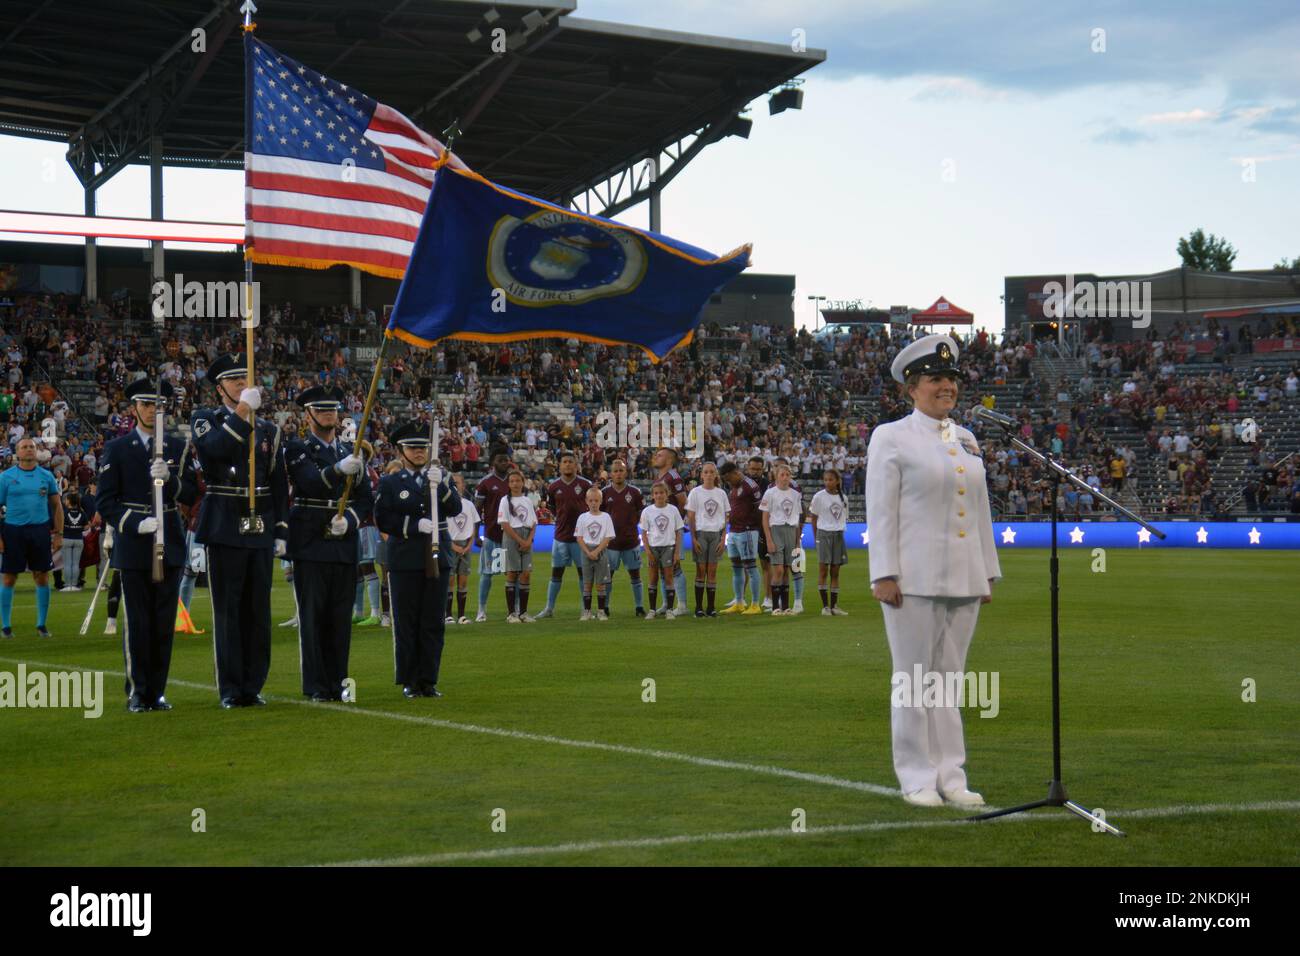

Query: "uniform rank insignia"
<box><xmin>399</xmin><ymin>490</ymin><xmax>410</xmax><ymax>499</ymax></box>
<box><xmin>193</xmin><ymin>419</ymin><xmax>211</xmax><ymax>437</ymax></box>
<box><xmin>939</xmin><ymin>418</ymin><xmax>956</xmax><ymax>443</ymax></box>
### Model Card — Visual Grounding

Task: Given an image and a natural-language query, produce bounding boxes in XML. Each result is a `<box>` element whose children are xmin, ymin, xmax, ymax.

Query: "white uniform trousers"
<box><xmin>881</xmin><ymin>595</ymin><xmax>982</xmax><ymax>794</ymax></box>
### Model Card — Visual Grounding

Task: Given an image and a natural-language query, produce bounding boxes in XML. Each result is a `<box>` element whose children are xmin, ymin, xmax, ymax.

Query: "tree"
<box><xmin>1273</xmin><ymin>256</ymin><xmax>1300</xmax><ymax>272</ymax></box>
<box><xmin>1177</xmin><ymin>228</ymin><xmax>1237</xmax><ymax>271</ymax></box>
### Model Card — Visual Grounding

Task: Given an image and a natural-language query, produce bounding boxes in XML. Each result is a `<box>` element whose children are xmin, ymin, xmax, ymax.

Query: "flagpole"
<box><xmin>240</xmin><ymin>0</ymin><xmax>262</xmax><ymax>534</ymax></box>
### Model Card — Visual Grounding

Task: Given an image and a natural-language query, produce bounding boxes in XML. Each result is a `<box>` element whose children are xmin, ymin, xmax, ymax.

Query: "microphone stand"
<box><xmin>969</xmin><ymin>408</ymin><xmax>1165</xmax><ymax>838</ymax></box>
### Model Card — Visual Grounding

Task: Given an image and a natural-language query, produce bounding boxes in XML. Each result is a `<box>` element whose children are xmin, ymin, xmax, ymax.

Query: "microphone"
<box><xmin>974</xmin><ymin>406</ymin><xmax>1019</xmax><ymax>429</ymax></box>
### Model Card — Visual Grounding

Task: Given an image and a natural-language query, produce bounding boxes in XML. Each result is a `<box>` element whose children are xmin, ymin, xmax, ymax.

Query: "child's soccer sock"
<box><xmin>456</xmin><ymin>590</ymin><xmax>467</xmax><ymax>618</ymax></box>
<box><xmin>830</xmin><ymin>587</ymin><xmax>839</xmax><ymax>609</ymax></box>
<box><xmin>478</xmin><ymin>574</ymin><xmax>492</xmax><ymax>610</ymax></box>
<box><xmin>0</xmin><ymin>585</ymin><xmax>13</xmax><ymax>628</ymax></box>
<box><xmin>519</xmin><ymin>586</ymin><xmax>530</xmax><ymax>614</ymax></box>
<box><xmin>665</xmin><ymin>589</ymin><xmax>676</xmax><ymax>610</ymax></box>
<box><xmin>381</xmin><ymin>578</ymin><xmax>390</xmax><ymax>614</ymax></box>
<box><xmin>505</xmin><ymin>584</ymin><xmax>517</xmax><ymax>615</ymax></box>
<box><xmin>597</xmin><ymin>592</ymin><xmax>608</xmax><ymax>613</ymax></box>
<box><xmin>36</xmin><ymin>585</ymin><xmax>51</xmax><ymax>627</ymax></box>
<box><xmin>819</xmin><ymin>587</ymin><xmax>829</xmax><ymax>608</ymax></box>
<box><xmin>583</xmin><ymin>592</ymin><xmax>592</xmax><ymax>611</ymax></box>
<box><xmin>648</xmin><ymin>588</ymin><xmax>658</xmax><ymax>612</ymax></box>
<box><xmin>706</xmin><ymin>585</ymin><xmax>716</xmax><ymax>612</ymax></box>
<box><xmin>694</xmin><ymin>581</ymin><xmax>704</xmax><ymax>612</ymax></box>
<box><xmin>546</xmin><ymin>574</ymin><xmax>563</xmax><ymax>611</ymax></box>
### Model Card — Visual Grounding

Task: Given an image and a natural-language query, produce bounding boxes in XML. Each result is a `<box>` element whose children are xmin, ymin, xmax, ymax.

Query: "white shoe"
<box><xmin>519</xmin><ymin>613</ymin><xmax>536</xmax><ymax>623</ymax></box>
<box><xmin>762</xmin><ymin>598</ymin><xmax>773</xmax><ymax>611</ymax></box>
<box><xmin>279</xmin><ymin>616</ymin><xmax>298</xmax><ymax>627</ymax></box>
<box><xmin>475</xmin><ymin>611</ymin><xmax>487</xmax><ymax>623</ymax></box>
<box><xmin>445</xmin><ymin>615</ymin><xmax>455</xmax><ymax>624</ymax></box>
<box><xmin>536</xmin><ymin>607</ymin><xmax>554</xmax><ymax>619</ymax></box>
<box><xmin>59</xmin><ymin>586</ymin><xmax>75</xmax><ymax>592</ymax></box>
<box><xmin>580</xmin><ymin>610</ymin><xmax>593</xmax><ymax>621</ymax></box>
<box><xmin>458</xmin><ymin>616</ymin><xmax>469</xmax><ymax>625</ymax></box>
<box><xmin>941</xmin><ymin>788</ymin><xmax>986</xmax><ymax>808</ymax></box>
<box><xmin>831</xmin><ymin>607</ymin><xmax>849</xmax><ymax>616</ymax></box>
<box><xmin>505</xmin><ymin>614</ymin><xmax>520</xmax><ymax>623</ymax></box>
<box><xmin>380</xmin><ymin>614</ymin><xmax>392</xmax><ymax>627</ymax></box>
<box><xmin>104</xmin><ymin>620</ymin><xmax>117</xmax><ymax>635</ymax></box>
<box><xmin>903</xmin><ymin>788</ymin><xmax>944</xmax><ymax>808</ymax></box>
<box><xmin>792</xmin><ymin>600</ymin><xmax>804</xmax><ymax>614</ymax></box>
<box><xmin>644</xmin><ymin>609</ymin><xmax>656</xmax><ymax>620</ymax></box>
<box><xmin>596</xmin><ymin>610</ymin><xmax>609</xmax><ymax>621</ymax></box>
<box><xmin>821</xmin><ymin>607</ymin><xmax>834</xmax><ymax>616</ymax></box>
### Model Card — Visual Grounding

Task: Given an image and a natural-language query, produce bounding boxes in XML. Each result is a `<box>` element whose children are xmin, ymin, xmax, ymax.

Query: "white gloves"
<box><xmin>336</xmin><ymin>454</ymin><xmax>363</xmax><ymax>476</ymax></box>
<box><xmin>426</xmin><ymin>464</ymin><xmax>443</xmax><ymax>486</ymax></box>
<box><xmin>329</xmin><ymin>515</ymin><xmax>348</xmax><ymax>536</ymax></box>
<box><xmin>274</xmin><ymin>539</ymin><xmax>287</xmax><ymax>557</ymax></box>
<box><xmin>150</xmin><ymin>459</ymin><xmax>170</xmax><ymax>480</ymax></box>
<box><xmin>239</xmin><ymin>387</ymin><xmax>262</xmax><ymax>411</ymax></box>
<box><xmin>137</xmin><ymin>516</ymin><xmax>159</xmax><ymax>535</ymax></box>
<box><xmin>417</xmin><ymin>518</ymin><xmax>435</xmax><ymax>535</ymax></box>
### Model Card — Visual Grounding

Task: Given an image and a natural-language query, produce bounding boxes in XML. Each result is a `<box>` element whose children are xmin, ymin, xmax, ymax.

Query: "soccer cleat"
<box><xmin>356</xmin><ymin>615</ymin><xmax>381</xmax><ymax>627</ymax></box>
<box><xmin>279</xmin><ymin>616</ymin><xmax>298</xmax><ymax>628</ymax></box>
<box><xmin>706</xmin><ymin>609</ymin><xmax>719</xmax><ymax>618</ymax></box>
<box><xmin>0</xmin><ymin>627</ymin><xmax>11</xmax><ymax>639</ymax></box>
<box><xmin>445</xmin><ymin>615</ymin><xmax>455</xmax><ymax>624</ymax></box>
<box><xmin>941</xmin><ymin>789</ymin><xmax>986</xmax><ymax>808</ymax></box>
<box><xmin>352</xmin><ymin>613</ymin><xmax>366</xmax><ymax>624</ymax></box>
<box><xmin>37</xmin><ymin>626</ymin><xmax>52</xmax><ymax>639</ymax></box>
<box><xmin>104</xmin><ymin>619</ymin><xmax>117</xmax><ymax>635</ymax></box>
<box><xmin>580</xmin><ymin>610</ymin><xmax>593</xmax><ymax>621</ymax></box>
<box><xmin>596</xmin><ymin>610</ymin><xmax>609</xmax><ymax>621</ymax></box>
<box><xmin>741</xmin><ymin>603</ymin><xmax>763</xmax><ymax>615</ymax></box>
<box><xmin>380</xmin><ymin>614</ymin><xmax>392</xmax><ymax>627</ymax></box>
<box><xmin>695</xmin><ymin>609</ymin><xmax>705</xmax><ymax>618</ymax></box>
<box><xmin>771</xmin><ymin>608</ymin><xmax>785</xmax><ymax>617</ymax></box>
<box><xmin>506</xmin><ymin>613</ymin><xmax>520</xmax><ymax>623</ymax></box>
<box><xmin>519</xmin><ymin>613</ymin><xmax>536</xmax><ymax>623</ymax></box>
<box><xmin>475</xmin><ymin>611</ymin><xmax>487</xmax><ymax>623</ymax></box>
<box><xmin>832</xmin><ymin>607</ymin><xmax>849</xmax><ymax>616</ymax></box>
<box><xmin>792</xmin><ymin>601</ymin><xmax>804</xmax><ymax>615</ymax></box>
<box><xmin>458</xmin><ymin>616</ymin><xmax>469</xmax><ymax>625</ymax></box>
<box><xmin>903</xmin><ymin>788</ymin><xmax>945</xmax><ymax>808</ymax></box>
<box><xmin>644</xmin><ymin>609</ymin><xmax>656</xmax><ymax>620</ymax></box>
<box><xmin>535</xmin><ymin>606</ymin><xmax>554</xmax><ymax>619</ymax></box>
<box><xmin>762</xmin><ymin>598</ymin><xmax>772</xmax><ymax>611</ymax></box>
<box><xmin>822</xmin><ymin>607</ymin><xmax>834</xmax><ymax>616</ymax></box>
<box><xmin>720</xmin><ymin>602</ymin><xmax>743</xmax><ymax>614</ymax></box>
<box><xmin>634</xmin><ymin>607</ymin><xmax>645</xmax><ymax>618</ymax></box>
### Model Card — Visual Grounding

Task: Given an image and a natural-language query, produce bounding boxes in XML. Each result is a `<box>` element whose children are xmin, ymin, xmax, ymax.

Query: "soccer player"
<box><xmin>0</xmin><ymin>436</ymin><xmax>64</xmax><ymax>638</ymax></box>
<box><xmin>745</xmin><ymin>455</ymin><xmax>773</xmax><ymax>610</ymax></box>
<box><xmin>719</xmin><ymin>461</ymin><xmax>763</xmax><ymax>614</ymax></box>
<box><xmin>653</xmin><ymin>447</ymin><xmax>689</xmax><ymax>617</ymax></box>
<box><xmin>445</xmin><ymin>472</ymin><xmax>480</xmax><ymax>624</ymax></box>
<box><xmin>537</xmin><ymin>450</ymin><xmax>592</xmax><ymax>619</ymax></box>
<box><xmin>809</xmin><ymin>468</ymin><xmax>850</xmax><ymax>616</ymax></box>
<box><xmin>498</xmin><ymin>469</ymin><xmax>537</xmax><ymax>622</ymax></box>
<box><xmin>760</xmin><ymin>464</ymin><xmax>803</xmax><ymax>615</ymax></box>
<box><xmin>600</xmin><ymin>458</ymin><xmax>645</xmax><ymax>617</ymax></box>
<box><xmin>473</xmin><ymin>447</ymin><xmax>512</xmax><ymax>621</ymax></box>
<box><xmin>574</xmin><ymin>486</ymin><xmax>615</xmax><ymax>620</ymax></box>
<box><xmin>639</xmin><ymin>481</ymin><xmax>683</xmax><ymax>620</ymax></box>
<box><xmin>685</xmin><ymin>461</ymin><xmax>729</xmax><ymax>616</ymax></box>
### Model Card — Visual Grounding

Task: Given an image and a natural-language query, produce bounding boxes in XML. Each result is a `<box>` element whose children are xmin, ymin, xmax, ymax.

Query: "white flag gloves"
<box><xmin>274</xmin><ymin>539</ymin><xmax>287</xmax><ymax>558</ymax></box>
<box><xmin>336</xmin><ymin>454</ymin><xmax>363</xmax><ymax>476</ymax></box>
<box><xmin>239</xmin><ymin>387</ymin><xmax>262</xmax><ymax>411</ymax></box>
<box><xmin>417</xmin><ymin>518</ymin><xmax>436</xmax><ymax>535</ymax></box>
<box><xmin>150</xmin><ymin>459</ymin><xmax>170</xmax><ymax>480</ymax></box>
<box><xmin>329</xmin><ymin>515</ymin><xmax>349</xmax><ymax>536</ymax></box>
<box><xmin>137</xmin><ymin>516</ymin><xmax>159</xmax><ymax>535</ymax></box>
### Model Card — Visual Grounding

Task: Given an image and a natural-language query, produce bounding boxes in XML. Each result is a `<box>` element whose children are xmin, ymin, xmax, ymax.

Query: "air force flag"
<box><xmin>387</xmin><ymin>163</ymin><xmax>751</xmax><ymax>361</ymax></box>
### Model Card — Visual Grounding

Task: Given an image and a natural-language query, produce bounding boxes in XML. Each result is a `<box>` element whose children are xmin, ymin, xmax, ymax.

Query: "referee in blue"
<box><xmin>0</xmin><ymin>436</ymin><xmax>64</xmax><ymax>638</ymax></box>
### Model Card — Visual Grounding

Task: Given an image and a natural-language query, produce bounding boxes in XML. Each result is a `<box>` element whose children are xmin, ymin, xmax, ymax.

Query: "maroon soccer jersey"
<box><xmin>547</xmin><ymin>475</ymin><xmax>593</xmax><ymax>542</ymax></box>
<box><xmin>601</xmin><ymin>481</ymin><xmax>644</xmax><ymax>550</ymax></box>
<box><xmin>475</xmin><ymin>471</ymin><xmax>512</xmax><ymax>543</ymax></box>
<box><xmin>728</xmin><ymin>475</ymin><xmax>764</xmax><ymax>533</ymax></box>
<box><xmin>656</xmin><ymin>467</ymin><xmax>687</xmax><ymax>516</ymax></box>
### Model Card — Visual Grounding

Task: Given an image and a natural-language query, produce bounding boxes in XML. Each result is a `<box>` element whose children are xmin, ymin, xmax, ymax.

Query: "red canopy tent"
<box><xmin>912</xmin><ymin>296</ymin><xmax>974</xmax><ymax>325</ymax></box>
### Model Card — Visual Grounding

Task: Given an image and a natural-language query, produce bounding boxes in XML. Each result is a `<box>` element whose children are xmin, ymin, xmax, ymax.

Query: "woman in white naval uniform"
<box><xmin>866</xmin><ymin>334</ymin><xmax>1000</xmax><ymax>808</ymax></box>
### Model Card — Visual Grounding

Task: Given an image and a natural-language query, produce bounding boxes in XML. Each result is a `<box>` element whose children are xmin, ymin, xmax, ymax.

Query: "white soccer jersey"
<box><xmin>575</xmin><ymin>510</ymin><xmax>615</xmax><ymax>549</ymax></box>
<box><xmin>497</xmin><ymin>494</ymin><xmax>538</xmax><ymax>531</ymax></box>
<box><xmin>809</xmin><ymin>489</ymin><xmax>849</xmax><ymax>531</ymax></box>
<box><xmin>639</xmin><ymin>503</ymin><xmax>684</xmax><ymax>548</ymax></box>
<box><xmin>685</xmin><ymin>485</ymin><xmax>730</xmax><ymax>532</ymax></box>
<box><xmin>447</xmin><ymin>499</ymin><xmax>481</xmax><ymax>541</ymax></box>
<box><xmin>760</xmin><ymin>485</ymin><xmax>803</xmax><ymax>527</ymax></box>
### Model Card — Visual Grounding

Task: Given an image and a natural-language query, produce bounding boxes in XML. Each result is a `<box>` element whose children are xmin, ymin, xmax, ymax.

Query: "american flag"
<box><xmin>244</xmin><ymin>36</ymin><xmax>467</xmax><ymax>279</ymax></box>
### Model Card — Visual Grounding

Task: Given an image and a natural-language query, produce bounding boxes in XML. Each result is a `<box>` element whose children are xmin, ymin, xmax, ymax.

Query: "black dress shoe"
<box><xmin>309</xmin><ymin>692</ymin><xmax>331</xmax><ymax>702</ymax></box>
<box><xmin>244</xmin><ymin>694</ymin><xmax>267</xmax><ymax>706</ymax></box>
<box><xmin>421</xmin><ymin>685</ymin><xmax>443</xmax><ymax>698</ymax></box>
<box><xmin>151</xmin><ymin>698</ymin><xmax>173</xmax><ymax>711</ymax></box>
<box><xmin>127</xmin><ymin>696</ymin><xmax>149</xmax><ymax>713</ymax></box>
<box><xmin>220</xmin><ymin>697</ymin><xmax>239</xmax><ymax>709</ymax></box>
<box><xmin>402</xmin><ymin>685</ymin><xmax>419</xmax><ymax>699</ymax></box>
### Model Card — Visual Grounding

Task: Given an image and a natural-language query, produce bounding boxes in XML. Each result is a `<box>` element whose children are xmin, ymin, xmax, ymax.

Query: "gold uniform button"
<box><xmin>957</xmin><ymin>466</ymin><xmax>966</xmax><ymax>473</ymax></box>
<box><xmin>958</xmin><ymin>510</ymin><xmax>966</xmax><ymax>517</ymax></box>
<box><xmin>957</xmin><ymin>488</ymin><xmax>966</xmax><ymax>495</ymax></box>
<box><xmin>948</xmin><ymin>448</ymin><xmax>958</xmax><ymax>456</ymax></box>
<box><xmin>958</xmin><ymin>530</ymin><xmax>967</xmax><ymax>538</ymax></box>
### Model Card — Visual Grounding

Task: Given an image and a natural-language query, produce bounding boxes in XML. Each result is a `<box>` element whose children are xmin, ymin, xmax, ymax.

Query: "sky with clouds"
<box><xmin>3</xmin><ymin>0</ymin><xmax>1297</xmax><ymax>332</ymax></box>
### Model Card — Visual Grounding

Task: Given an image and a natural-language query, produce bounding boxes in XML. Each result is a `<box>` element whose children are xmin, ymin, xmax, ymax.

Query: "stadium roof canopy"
<box><xmin>0</xmin><ymin>0</ymin><xmax>824</xmax><ymax>212</ymax></box>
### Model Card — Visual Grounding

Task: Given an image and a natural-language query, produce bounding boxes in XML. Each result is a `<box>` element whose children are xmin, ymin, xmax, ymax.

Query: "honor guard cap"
<box><xmin>297</xmin><ymin>385</ymin><xmax>345</xmax><ymax>411</ymax></box>
<box><xmin>206</xmin><ymin>353</ymin><xmax>248</xmax><ymax>386</ymax></box>
<box><xmin>389</xmin><ymin>421</ymin><xmax>432</xmax><ymax>448</ymax></box>
<box><xmin>124</xmin><ymin>379</ymin><xmax>175</xmax><ymax>404</ymax></box>
<box><xmin>890</xmin><ymin>334</ymin><xmax>960</xmax><ymax>384</ymax></box>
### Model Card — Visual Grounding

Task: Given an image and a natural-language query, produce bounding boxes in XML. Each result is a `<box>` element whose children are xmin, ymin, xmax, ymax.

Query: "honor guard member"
<box><xmin>866</xmin><ymin>334</ymin><xmax>1000</xmax><ymax>808</ymax></box>
<box><xmin>96</xmin><ymin>380</ymin><xmax>199</xmax><ymax>712</ymax></box>
<box><xmin>374</xmin><ymin>422</ymin><xmax>461</xmax><ymax>698</ymax></box>
<box><xmin>283</xmin><ymin>386</ymin><xmax>373</xmax><ymax>702</ymax></box>
<box><xmin>191</xmin><ymin>353</ymin><xmax>289</xmax><ymax>709</ymax></box>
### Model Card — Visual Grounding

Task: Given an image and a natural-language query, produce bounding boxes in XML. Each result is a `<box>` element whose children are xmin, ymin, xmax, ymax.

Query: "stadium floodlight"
<box><xmin>723</xmin><ymin>113</ymin><xmax>753</xmax><ymax>140</ymax></box>
<box><xmin>769</xmin><ymin>87</ymin><xmax>804</xmax><ymax>115</ymax></box>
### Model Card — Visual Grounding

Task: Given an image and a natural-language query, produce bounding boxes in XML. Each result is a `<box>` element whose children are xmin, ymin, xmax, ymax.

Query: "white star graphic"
<box><xmin>1069</xmin><ymin>526</ymin><xmax>1084</xmax><ymax>544</ymax></box>
<box><xmin>861</xmin><ymin>528</ymin><xmax>870</xmax><ymax>545</ymax></box>
<box><xmin>1000</xmin><ymin>526</ymin><xmax>1016</xmax><ymax>544</ymax></box>
<box><xmin>1248</xmin><ymin>527</ymin><xmax>1261</xmax><ymax>545</ymax></box>
<box><xmin>1196</xmin><ymin>526</ymin><xmax>1209</xmax><ymax>544</ymax></box>
<box><xmin>1136</xmin><ymin>527</ymin><xmax>1152</xmax><ymax>544</ymax></box>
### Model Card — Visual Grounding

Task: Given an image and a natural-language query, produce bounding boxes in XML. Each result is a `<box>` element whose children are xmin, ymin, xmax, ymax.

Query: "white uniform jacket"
<box><xmin>865</xmin><ymin>408</ymin><xmax>1001</xmax><ymax>597</ymax></box>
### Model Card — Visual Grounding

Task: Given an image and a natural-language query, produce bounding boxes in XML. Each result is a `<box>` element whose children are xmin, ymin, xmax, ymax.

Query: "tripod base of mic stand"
<box><xmin>969</xmin><ymin>780</ymin><xmax>1126</xmax><ymax>837</ymax></box>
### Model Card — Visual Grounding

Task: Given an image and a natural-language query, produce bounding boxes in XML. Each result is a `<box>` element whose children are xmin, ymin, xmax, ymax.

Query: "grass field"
<box><xmin>1</xmin><ymin>548</ymin><xmax>1297</xmax><ymax>867</ymax></box>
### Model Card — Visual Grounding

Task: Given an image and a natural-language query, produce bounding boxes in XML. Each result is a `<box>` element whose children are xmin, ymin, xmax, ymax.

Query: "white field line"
<box><xmin>0</xmin><ymin>655</ymin><xmax>899</xmax><ymax>797</ymax></box>
<box><xmin>324</xmin><ymin>800</ymin><xmax>1300</xmax><ymax>866</ymax></box>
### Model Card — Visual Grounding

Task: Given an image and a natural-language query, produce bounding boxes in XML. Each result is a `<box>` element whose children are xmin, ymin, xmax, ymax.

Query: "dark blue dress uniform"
<box><xmin>374</xmin><ymin>423</ymin><xmax>460</xmax><ymax>698</ymax></box>
<box><xmin>95</xmin><ymin>382</ymin><xmax>199</xmax><ymax>712</ymax></box>
<box><xmin>283</xmin><ymin>387</ymin><xmax>374</xmax><ymax>701</ymax></box>
<box><xmin>190</xmin><ymin>354</ymin><xmax>289</xmax><ymax>707</ymax></box>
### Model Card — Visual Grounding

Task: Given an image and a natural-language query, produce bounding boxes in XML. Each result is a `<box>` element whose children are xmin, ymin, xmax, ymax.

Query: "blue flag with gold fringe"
<box><xmin>387</xmin><ymin>163</ymin><xmax>751</xmax><ymax>362</ymax></box>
